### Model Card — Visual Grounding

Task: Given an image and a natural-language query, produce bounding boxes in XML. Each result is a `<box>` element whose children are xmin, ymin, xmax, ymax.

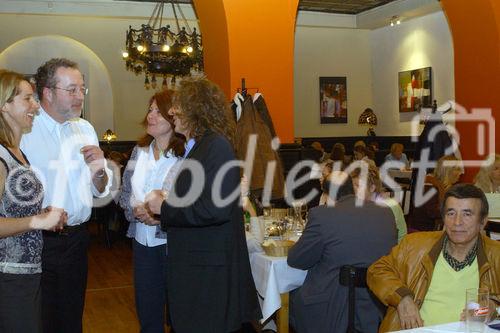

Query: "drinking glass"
<box><xmin>262</xmin><ymin>206</ymin><xmax>273</xmax><ymax>240</ymax></box>
<box><xmin>466</xmin><ymin>288</ymin><xmax>490</xmax><ymax>333</ymax></box>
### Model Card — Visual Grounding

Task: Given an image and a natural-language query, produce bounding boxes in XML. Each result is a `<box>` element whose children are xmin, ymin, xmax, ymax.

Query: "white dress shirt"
<box><xmin>20</xmin><ymin>108</ymin><xmax>111</xmax><ymax>226</ymax></box>
<box><xmin>131</xmin><ymin>144</ymin><xmax>178</xmax><ymax>247</ymax></box>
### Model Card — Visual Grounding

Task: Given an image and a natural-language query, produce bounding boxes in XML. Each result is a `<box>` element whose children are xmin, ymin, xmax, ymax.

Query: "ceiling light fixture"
<box><xmin>122</xmin><ymin>0</ymin><xmax>203</xmax><ymax>89</ymax></box>
<box><xmin>390</xmin><ymin>15</ymin><xmax>401</xmax><ymax>27</ymax></box>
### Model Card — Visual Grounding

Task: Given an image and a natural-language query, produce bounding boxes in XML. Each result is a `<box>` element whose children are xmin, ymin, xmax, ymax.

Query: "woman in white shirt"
<box><xmin>119</xmin><ymin>90</ymin><xmax>185</xmax><ymax>333</ymax></box>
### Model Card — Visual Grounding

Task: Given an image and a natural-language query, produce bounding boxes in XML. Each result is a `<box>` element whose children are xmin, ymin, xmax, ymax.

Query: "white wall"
<box><xmin>0</xmin><ymin>35</ymin><xmax>113</xmax><ymax>136</ymax></box>
<box><xmin>293</xmin><ymin>10</ymin><xmax>454</xmax><ymax>138</ymax></box>
<box><xmin>0</xmin><ymin>3</ymin><xmax>453</xmax><ymax>140</ymax></box>
<box><xmin>370</xmin><ymin>11</ymin><xmax>455</xmax><ymax>136</ymax></box>
<box><xmin>0</xmin><ymin>7</ymin><xmax>199</xmax><ymax>141</ymax></box>
<box><xmin>294</xmin><ymin>23</ymin><xmax>373</xmax><ymax>138</ymax></box>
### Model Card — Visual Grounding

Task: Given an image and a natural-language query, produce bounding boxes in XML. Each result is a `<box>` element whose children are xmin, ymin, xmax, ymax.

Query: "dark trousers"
<box><xmin>42</xmin><ymin>228</ymin><xmax>90</xmax><ymax>333</ymax></box>
<box><xmin>0</xmin><ymin>272</ymin><xmax>42</xmax><ymax>333</ymax></box>
<box><xmin>133</xmin><ymin>239</ymin><xmax>168</xmax><ymax>333</ymax></box>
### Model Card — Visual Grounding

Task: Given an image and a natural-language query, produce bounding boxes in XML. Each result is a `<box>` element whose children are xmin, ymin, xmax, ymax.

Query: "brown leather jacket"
<box><xmin>367</xmin><ymin>231</ymin><xmax>500</xmax><ymax>332</ymax></box>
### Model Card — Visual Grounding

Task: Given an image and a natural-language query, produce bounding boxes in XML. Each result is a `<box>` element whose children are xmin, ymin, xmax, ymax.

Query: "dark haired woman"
<box><xmin>119</xmin><ymin>89</ymin><xmax>185</xmax><ymax>333</ymax></box>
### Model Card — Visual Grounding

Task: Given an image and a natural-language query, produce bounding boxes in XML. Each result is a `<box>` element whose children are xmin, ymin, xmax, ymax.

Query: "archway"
<box><xmin>0</xmin><ymin>35</ymin><xmax>114</xmax><ymax>136</ymax></box>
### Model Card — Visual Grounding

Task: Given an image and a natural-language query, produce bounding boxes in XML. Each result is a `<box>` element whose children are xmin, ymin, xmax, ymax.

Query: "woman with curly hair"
<box><xmin>146</xmin><ymin>78</ymin><xmax>261</xmax><ymax>333</ymax></box>
<box><xmin>474</xmin><ymin>154</ymin><xmax>500</xmax><ymax>193</ymax></box>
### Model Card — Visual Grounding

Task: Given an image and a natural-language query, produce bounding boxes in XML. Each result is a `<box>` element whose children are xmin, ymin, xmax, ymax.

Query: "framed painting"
<box><xmin>319</xmin><ymin>77</ymin><xmax>347</xmax><ymax>124</ymax></box>
<box><xmin>398</xmin><ymin>67</ymin><xmax>432</xmax><ymax>113</ymax></box>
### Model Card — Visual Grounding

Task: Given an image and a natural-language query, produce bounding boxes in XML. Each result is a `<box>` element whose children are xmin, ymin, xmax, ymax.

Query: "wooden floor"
<box><xmin>83</xmin><ymin>232</ymin><xmax>141</xmax><ymax>333</ymax></box>
<box><xmin>83</xmin><ymin>226</ymin><xmax>260</xmax><ymax>333</ymax></box>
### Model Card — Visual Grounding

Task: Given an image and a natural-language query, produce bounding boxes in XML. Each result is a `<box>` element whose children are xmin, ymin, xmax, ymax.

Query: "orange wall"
<box><xmin>193</xmin><ymin>0</ymin><xmax>299</xmax><ymax>143</ymax></box>
<box><xmin>191</xmin><ymin>0</ymin><xmax>231</xmax><ymax>96</ymax></box>
<box><xmin>441</xmin><ymin>0</ymin><xmax>500</xmax><ymax>181</ymax></box>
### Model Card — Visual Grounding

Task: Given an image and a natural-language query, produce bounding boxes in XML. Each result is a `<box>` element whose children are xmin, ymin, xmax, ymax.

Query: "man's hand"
<box><xmin>81</xmin><ymin>145</ymin><xmax>108</xmax><ymax>193</ymax></box>
<box><xmin>145</xmin><ymin>190</ymin><xmax>166</xmax><ymax>216</ymax></box>
<box><xmin>81</xmin><ymin>145</ymin><xmax>105</xmax><ymax>172</ymax></box>
<box><xmin>397</xmin><ymin>295</ymin><xmax>424</xmax><ymax>329</ymax></box>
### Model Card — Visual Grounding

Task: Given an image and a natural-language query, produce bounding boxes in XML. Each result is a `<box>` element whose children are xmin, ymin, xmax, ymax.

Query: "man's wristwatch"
<box><xmin>95</xmin><ymin>168</ymin><xmax>106</xmax><ymax>178</ymax></box>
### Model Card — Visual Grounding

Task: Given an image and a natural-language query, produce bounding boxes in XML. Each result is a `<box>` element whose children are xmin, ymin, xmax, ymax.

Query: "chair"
<box><xmin>339</xmin><ymin>265</ymin><xmax>368</xmax><ymax>333</ymax></box>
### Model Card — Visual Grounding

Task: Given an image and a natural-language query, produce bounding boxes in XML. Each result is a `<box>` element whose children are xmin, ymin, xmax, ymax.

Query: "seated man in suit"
<box><xmin>287</xmin><ymin>170</ymin><xmax>397</xmax><ymax>333</ymax></box>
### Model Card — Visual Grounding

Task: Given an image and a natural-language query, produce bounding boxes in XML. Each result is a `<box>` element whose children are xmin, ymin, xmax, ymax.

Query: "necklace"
<box><xmin>153</xmin><ymin>140</ymin><xmax>165</xmax><ymax>156</ymax></box>
<box><xmin>442</xmin><ymin>235</ymin><xmax>478</xmax><ymax>271</ymax></box>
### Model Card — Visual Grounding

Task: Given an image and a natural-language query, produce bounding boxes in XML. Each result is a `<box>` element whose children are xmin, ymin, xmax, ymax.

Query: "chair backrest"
<box><xmin>339</xmin><ymin>265</ymin><xmax>368</xmax><ymax>288</ymax></box>
<box><xmin>339</xmin><ymin>265</ymin><xmax>369</xmax><ymax>333</ymax></box>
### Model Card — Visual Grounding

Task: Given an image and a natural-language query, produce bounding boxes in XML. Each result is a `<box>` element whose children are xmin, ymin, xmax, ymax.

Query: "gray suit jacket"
<box><xmin>288</xmin><ymin>195</ymin><xmax>397</xmax><ymax>333</ymax></box>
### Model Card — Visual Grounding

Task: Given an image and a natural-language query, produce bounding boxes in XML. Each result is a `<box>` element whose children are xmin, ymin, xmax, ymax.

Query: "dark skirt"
<box><xmin>0</xmin><ymin>272</ymin><xmax>42</xmax><ymax>333</ymax></box>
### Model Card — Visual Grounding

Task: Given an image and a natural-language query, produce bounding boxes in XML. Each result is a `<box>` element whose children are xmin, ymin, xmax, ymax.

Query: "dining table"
<box><xmin>389</xmin><ymin>320</ymin><xmax>500</xmax><ymax>332</ymax></box>
<box><xmin>249</xmin><ymin>251</ymin><xmax>307</xmax><ymax>333</ymax></box>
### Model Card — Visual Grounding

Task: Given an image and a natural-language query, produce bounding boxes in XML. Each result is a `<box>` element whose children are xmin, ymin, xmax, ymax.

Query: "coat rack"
<box><xmin>237</xmin><ymin>78</ymin><xmax>258</xmax><ymax>97</ymax></box>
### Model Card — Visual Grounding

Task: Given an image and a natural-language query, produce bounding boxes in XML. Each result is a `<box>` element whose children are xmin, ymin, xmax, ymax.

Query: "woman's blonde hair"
<box><xmin>474</xmin><ymin>154</ymin><xmax>500</xmax><ymax>193</ymax></box>
<box><xmin>433</xmin><ymin>155</ymin><xmax>462</xmax><ymax>189</ymax></box>
<box><xmin>173</xmin><ymin>78</ymin><xmax>235</xmax><ymax>144</ymax></box>
<box><xmin>390</xmin><ymin>143</ymin><xmax>404</xmax><ymax>154</ymax></box>
<box><xmin>350</xmin><ymin>164</ymin><xmax>382</xmax><ymax>193</ymax></box>
<box><xmin>0</xmin><ymin>70</ymin><xmax>25</xmax><ymax>147</ymax></box>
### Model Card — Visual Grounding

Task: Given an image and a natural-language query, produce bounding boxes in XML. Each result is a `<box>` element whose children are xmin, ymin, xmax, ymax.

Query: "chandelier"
<box><xmin>122</xmin><ymin>0</ymin><xmax>203</xmax><ymax>89</ymax></box>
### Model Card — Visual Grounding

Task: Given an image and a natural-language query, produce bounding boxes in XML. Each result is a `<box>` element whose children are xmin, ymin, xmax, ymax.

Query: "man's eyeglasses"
<box><xmin>52</xmin><ymin>86</ymin><xmax>88</xmax><ymax>96</ymax></box>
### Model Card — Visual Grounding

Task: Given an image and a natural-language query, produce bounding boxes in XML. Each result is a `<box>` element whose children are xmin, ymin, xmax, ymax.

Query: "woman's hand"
<box><xmin>31</xmin><ymin>206</ymin><xmax>67</xmax><ymax>231</ymax></box>
<box><xmin>133</xmin><ymin>203</ymin><xmax>159</xmax><ymax>225</ymax></box>
<box><xmin>145</xmin><ymin>190</ymin><xmax>167</xmax><ymax>216</ymax></box>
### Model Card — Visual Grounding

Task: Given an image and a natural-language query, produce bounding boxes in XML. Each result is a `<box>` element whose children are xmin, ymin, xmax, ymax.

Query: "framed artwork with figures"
<box><xmin>319</xmin><ymin>76</ymin><xmax>347</xmax><ymax>124</ymax></box>
<box><xmin>398</xmin><ymin>67</ymin><xmax>432</xmax><ymax>113</ymax></box>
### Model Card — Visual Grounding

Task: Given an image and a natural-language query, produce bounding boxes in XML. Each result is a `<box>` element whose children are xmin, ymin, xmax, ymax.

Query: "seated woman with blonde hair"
<box><xmin>351</xmin><ymin>165</ymin><xmax>407</xmax><ymax>243</ymax></box>
<box><xmin>385</xmin><ymin>143</ymin><xmax>410</xmax><ymax>169</ymax></box>
<box><xmin>474</xmin><ymin>153</ymin><xmax>500</xmax><ymax>193</ymax></box>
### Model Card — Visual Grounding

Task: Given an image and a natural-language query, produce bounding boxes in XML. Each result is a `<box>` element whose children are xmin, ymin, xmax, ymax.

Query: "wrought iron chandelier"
<box><xmin>122</xmin><ymin>0</ymin><xmax>203</xmax><ymax>89</ymax></box>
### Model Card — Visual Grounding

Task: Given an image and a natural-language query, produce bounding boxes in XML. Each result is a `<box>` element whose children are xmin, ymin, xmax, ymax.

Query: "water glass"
<box><xmin>466</xmin><ymin>288</ymin><xmax>489</xmax><ymax>333</ymax></box>
<box><xmin>262</xmin><ymin>206</ymin><xmax>273</xmax><ymax>240</ymax></box>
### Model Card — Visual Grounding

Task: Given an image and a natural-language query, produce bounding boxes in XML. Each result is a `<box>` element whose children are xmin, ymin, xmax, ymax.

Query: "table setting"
<box><xmin>246</xmin><ymin>203</ymin><xmax>309</xmax><ymax>332</ymax></box>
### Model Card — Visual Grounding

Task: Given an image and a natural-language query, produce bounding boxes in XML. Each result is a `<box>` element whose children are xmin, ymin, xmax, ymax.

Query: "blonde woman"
<box><xmin>351</xmin><ymin>165</ymin><xmax>407</xmax><ymax>243</ymax></box>
<box><xmin>385</xmin><ymin>143</ymin><xmax>410</xmax><ymax>169</ymax></box>
<box><xmin>0</xmin><ymin>70</ymin><xmax>66</xmax><ymax>332</ymax></box>
<box><xmin>408</xmin><ymin>155</ymin><xmax>462</xmax><ymax>231</ymax></box>
<box><xmin>474</xmin><ymin>154</ymin><xmax>500</xmax><ymax>193</ymax></box>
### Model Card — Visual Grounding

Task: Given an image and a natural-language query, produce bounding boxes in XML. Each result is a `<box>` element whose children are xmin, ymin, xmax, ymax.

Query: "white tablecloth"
<box><xmin>389</xmin><ymin>320</ymin><xmax>500</xmax><ymax>332</ymax></box>
<box><xmin>249</xmin><ymin>252</ymin><xmax>307</xmax><ymax>322</ymax></box>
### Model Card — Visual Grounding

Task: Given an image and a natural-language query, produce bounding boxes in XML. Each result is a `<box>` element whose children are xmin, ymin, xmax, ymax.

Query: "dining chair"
<box><xmin>339</xmin><ymin>265</ymin><xmax>368</xmax><ymax>333</ymax></box>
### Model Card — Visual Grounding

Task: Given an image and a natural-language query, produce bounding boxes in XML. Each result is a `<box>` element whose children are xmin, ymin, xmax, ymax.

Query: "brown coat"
<box><xmin>234</xmin><ymin>95</ymin><xmax>284</xmax><ymax>199</ymax></box>
<box><xmin>367</xmin><ymin>231</ymin><xmax>500</xmax><ymax>333</ymax></box>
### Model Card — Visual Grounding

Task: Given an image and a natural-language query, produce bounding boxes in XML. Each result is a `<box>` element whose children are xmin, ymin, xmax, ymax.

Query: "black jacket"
<box><xmin>160</xmin><ymin>131</ymin><xmax>261</xmax><ymax>333</ymax></box>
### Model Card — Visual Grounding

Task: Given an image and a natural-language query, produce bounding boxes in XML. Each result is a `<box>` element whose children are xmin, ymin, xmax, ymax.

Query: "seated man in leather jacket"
<box><xmin>368</xmin><ymin>183</ymin><xmax>500</xmax><ymax>332</ymax></box>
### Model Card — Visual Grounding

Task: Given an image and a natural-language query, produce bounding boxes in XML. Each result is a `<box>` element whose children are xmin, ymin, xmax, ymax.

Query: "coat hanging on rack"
<box><xmin>234</xmin><ymin>94</ymin><xmax>285</xmax><ymax>199</ymax></box>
